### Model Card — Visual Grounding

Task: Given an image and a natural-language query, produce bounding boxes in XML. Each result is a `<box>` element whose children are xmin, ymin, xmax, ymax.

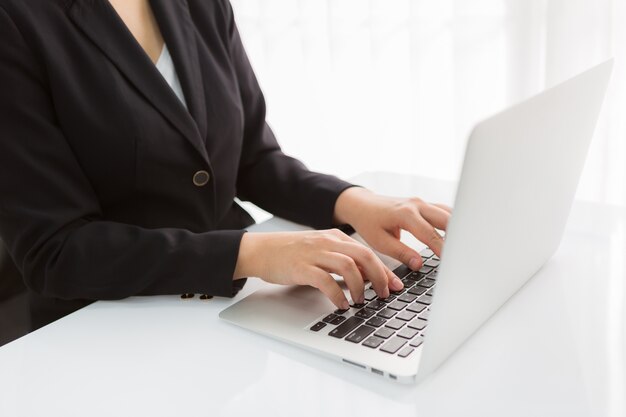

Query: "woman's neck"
<box><xmin>108</xmin><ymin>0</ymin><xmax>164</xmax><ymax>64</ymax></box>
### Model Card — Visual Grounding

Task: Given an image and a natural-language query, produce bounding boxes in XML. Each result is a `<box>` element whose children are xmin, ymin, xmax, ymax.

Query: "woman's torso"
<box><xmin>0</xmin><ymin>0</ymin><xmax>255</xmax><ymax>335</ymax></box>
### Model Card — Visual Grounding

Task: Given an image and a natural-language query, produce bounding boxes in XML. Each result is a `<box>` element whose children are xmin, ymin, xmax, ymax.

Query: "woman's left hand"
<box><xmin>334</xmin><ymin>187</ymin><xmax>452</xmax><ymax>271</ymax></box>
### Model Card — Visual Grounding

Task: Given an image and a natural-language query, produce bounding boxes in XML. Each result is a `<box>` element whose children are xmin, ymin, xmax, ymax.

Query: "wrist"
<box><xmin>234</xmin><ymin>233</ymin><xmax>268</xmax><ymax>279</ymax></box>
<box><xmin>333</xmin><ymin>186</ymin><xmax>373</xmax><ymax>226</ymax></box>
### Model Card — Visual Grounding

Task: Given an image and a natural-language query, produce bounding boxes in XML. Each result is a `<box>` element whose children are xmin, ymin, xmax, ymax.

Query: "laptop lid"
<box><xmin>416</xmin><ymin>60</ymin><xmax>613</xmax><ymax>381</ymax></box>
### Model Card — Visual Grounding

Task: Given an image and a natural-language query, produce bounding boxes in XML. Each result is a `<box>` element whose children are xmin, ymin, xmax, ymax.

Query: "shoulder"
<box><xmin>0</xmin><ymin>0</ymin><xmax>68</xmax><ymax>15</ymax></box>
<box><xmin>187</xmin><ymin>0</ymin><xmax>231</xmax><ymax>13</ymax></box>
<box><xmin>187</xmin><ymin>0</ymin><xmax>233</xmax><ymax>25</ymax></box>
<box><xmin>186</xmin><ymin>0</ymin><xmax>234</xmax><ymax>43</ymax></box>
<box><xmin>0</xmin><ymin>0</ymin><xmax>68</xmax><ymax>32</ymax></box>
<box><xmin>0</xmin><ymin>0</ymin><xmax>82</xmax><ymax>57</ymax></box>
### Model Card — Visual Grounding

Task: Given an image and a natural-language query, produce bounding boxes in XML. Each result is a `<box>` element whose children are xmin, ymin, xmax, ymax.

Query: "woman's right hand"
<box><xmin>233</xmin><ymin>229</ymin><xmax>404</xmax><ymax>310</ymax></box>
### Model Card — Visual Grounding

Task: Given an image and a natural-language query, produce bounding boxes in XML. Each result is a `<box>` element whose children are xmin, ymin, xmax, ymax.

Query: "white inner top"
<box><xmin>155</xmin><ymin>44</ymin><xmax>188</xmax><ymax>109</ymax></box>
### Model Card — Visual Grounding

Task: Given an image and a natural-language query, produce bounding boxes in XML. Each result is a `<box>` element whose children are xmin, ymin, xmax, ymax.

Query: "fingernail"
<box><xmin>409</xmin><ymin>257</ymin><xmax>421</xmax><ymax>270</ymax></box>
<box><xmin>392</xmin><ymin>277</ymin><xmax>404</xmax><ymax>290</ymax></box>
<box><xmin>341</xmin><ymin>300</ymin><xmax>350</xmax><ymax>310</ymax></box>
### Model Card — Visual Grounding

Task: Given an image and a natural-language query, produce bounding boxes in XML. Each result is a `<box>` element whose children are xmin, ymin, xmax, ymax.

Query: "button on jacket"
<box><xmin>0</xmin><ymin>0</ymin><xmax>353</xmax><ymax>326</ymax></box>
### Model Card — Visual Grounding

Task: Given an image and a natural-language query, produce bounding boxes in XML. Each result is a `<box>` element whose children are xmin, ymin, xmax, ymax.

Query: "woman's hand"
<box><xmin>234</xmin><ymin>229</ymin><xmax>404</xmax><ymax>309</ymax></box>
<box><xmin>334</xmin><ymin>187</ymin><xmax>452</xmax><ymax>271</ymax></box>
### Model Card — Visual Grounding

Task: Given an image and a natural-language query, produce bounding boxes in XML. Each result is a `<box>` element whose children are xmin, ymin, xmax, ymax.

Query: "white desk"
<box><xmin>1</xmin><ymin>172</ymin><xmax>624</xmax><ymax>417</ymax></box>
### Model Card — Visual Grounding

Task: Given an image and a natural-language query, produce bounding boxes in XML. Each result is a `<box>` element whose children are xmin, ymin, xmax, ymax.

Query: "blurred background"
<box><xmin>230</xmin><ymin>0</ymin><xmax>625</xmax><ymax>206</ymax></box>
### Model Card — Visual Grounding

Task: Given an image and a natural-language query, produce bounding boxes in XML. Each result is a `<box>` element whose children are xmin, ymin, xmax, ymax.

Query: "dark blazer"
<box><xmin>0</xmin><ymin>0</ymin><xmax>352</xmax><ymax>328</ymax></box>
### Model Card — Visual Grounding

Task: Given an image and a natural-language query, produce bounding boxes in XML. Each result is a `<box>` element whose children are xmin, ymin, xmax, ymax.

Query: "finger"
<box><xmin>327</xmin><ymin>240</ymin><xmax>390</xmax><ymax>299</ymax></box>
<box><xmin>327</xmin><ymin>228</ymin><xmax>354</xmax><ymax>241</ymax></box>
<box><xmin>420</xmin><ymin>204</ymin><xmax>451</xmax><ymax>231</ymax></box>
<box><xmin>317</xmin><ymin>253</ymin><xmax>365</xmax><ymax>304</ymax></box>
<box><xmin>384</xmin><ymin>264</ymin><xmax>404</xmax><ymax>291</ymax></box>
<box><xmin>433</xmin><ymin>203</ymin><xmax>452</xmax><ymax>214</ymax></box>
<box><xmin>403</xmin><ymin>215</ymin><xmax>445</xmax><ymax>257</ymax></box>
<box><xmin>375</xmin><ymin>232</ymin><xmax>423</xmax><ymax>271</ymax></box>
<box><xmin>308</xmin><ymin>267</ymin><xmax>350</xmax><ymax>310</ymax></box>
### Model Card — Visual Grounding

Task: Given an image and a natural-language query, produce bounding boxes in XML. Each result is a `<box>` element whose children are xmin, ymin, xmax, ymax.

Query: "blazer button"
<box><xmin>193</xmin><ymin>170</ymin><xmax>210</xmax><ymax>187</ymax></box>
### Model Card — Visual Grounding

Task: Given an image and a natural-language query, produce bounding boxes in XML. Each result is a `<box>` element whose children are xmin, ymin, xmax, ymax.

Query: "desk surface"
<box><xmin>0</xmin><ymin>172</ymin><xmax>624</xmax><ymax>417</ymax></box>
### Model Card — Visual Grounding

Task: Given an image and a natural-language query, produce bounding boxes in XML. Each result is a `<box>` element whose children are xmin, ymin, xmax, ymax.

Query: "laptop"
<box><xmin>219</xmin><ymin>60</ymin><xmax>613</xmax><ymax>383</ymax></box>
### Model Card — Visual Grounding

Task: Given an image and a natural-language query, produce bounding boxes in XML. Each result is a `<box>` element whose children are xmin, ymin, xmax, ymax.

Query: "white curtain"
<box><xmin>230</xmin><ymin>0</ymin><xmax>625</xmax><ymax>206</ymax></box>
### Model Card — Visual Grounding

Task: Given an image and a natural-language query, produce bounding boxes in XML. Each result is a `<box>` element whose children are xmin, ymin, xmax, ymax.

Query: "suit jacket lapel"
<box><xmin>150</xmin><ymin>0</ymin><xmax>208</xmax><ymax>143</ymax></box>
<box><xmin>67</xmin><ymin>0</ymin><xmax>210</xmax><ymax>163</ymax></box>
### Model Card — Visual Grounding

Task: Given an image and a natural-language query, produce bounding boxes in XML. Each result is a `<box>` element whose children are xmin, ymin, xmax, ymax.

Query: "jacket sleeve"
<box><xmin>223</xmin><ymin>2</ymin><xmax>356</xmax><ymax>230</ymax></box>
<box><xmin>0</xmin><ymin>6</ymin><xmax>244</xmax><ymax>301</ymax></box>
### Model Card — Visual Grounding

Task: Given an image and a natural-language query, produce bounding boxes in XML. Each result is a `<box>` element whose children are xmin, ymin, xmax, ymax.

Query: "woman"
<box><xmin>0</xmin><ymin>0</ymin><xmax>450</xmax><ymax>330</ymax></box>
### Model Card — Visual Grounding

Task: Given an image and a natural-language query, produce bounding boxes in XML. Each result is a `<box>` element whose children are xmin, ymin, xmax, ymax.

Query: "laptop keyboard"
<box><xmin>308</xmin><ymin>249</ymin><xmax>439</xmax><ymax>358</ymax></box>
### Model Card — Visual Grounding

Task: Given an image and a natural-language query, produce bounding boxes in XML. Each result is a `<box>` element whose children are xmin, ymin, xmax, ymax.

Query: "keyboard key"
<box><xmin>408</xmin><ymin>271</ymin><xmax>427</xmax><ymax>281</ymax></box>
<box><xmin>378</xmin><ymin>295</ymin><xmax>396</xmax><ymax>303</ymax></box>
<box><xmin>419</xmin><ymin>309</ymin><xmax>430</xmax><ymax>320</ymax></box>
<box><xmin>424</xmin><ymin>259</ymin><xmax>440</xmax><ymax>268</ymax></box>
<box><xmin>377</xmin><ymin>308</ymin><xmax>397</xmax><ymax>319</ymax></box>
<box><xmin>385</xmin><ymin>318</ymin><xmax>406</xmax><ymax>330</ymax></box>
<box><xmin>417</xmin><ymin>295</ymin><xmax>433</xmax><ymax>305</ymax></box>
<box><xmin>374</xmin><ymin>327</ymin><xmax>394</xmax><ymax>339</ymax></box>
<box><xmin>365</xmin><ymin>316</ymin><xmax>387</xmax><ymax>327</ymax></box>
<box><xmin>420</xmin><ymin>249</ymin><xmax>434</xmax><ymax>258</ymax></box>
<box><xmin>310</xmin><ymin>322</ymin><xmax>326</xmax><ymax>332</ymax></box>
<box><xmin>409</xmin><ymin>336</ymin><xmax>424</xmax><ymax>347</ymax></box>
<box><xmin>400</xmin><ymin>278</ymin><xmax>415</xmax><ymax>288</ymax></box>
<box><xmin>351</xmin><ymin>302</ymin><xmax>366</xmax><ymax>309</ymax></box>
<box><xmin>387</xmin><ymin>301</ymin><xmax>408</xmax><ymax>311</ymax></box>
<box><xmin>426</xmin><ymin>289</ymin><xmax>434</xmax><ymax>296</ymax></box>
<box><xmin>407</xmin><ymin>302</ymin><xmax>427</xmax><ymax>313</ymax></box>
<box><xmin>329</xmin><ymin>317</ymin><xmax>364</xmax><ymax>338</ymax></box>
<box><xmin>396</xmin><ymin>311</ymin><xmax>417</xmax><ymax>321</ymax></box>
<box><xmin>419</xmin><ymin>266</ymin><xmax>433</xmax><ymax>274</ymax></box>
<box><xmin>408</xmin><ymin>318</ymin><xmax>427</xmax><ymax>330</ymax></box>
<box><xmin>418</xmin><ymin>279</ymin><xmax>436</xmax><ymax>288</ymax></box>
<box><xmin>367</xmin><ymin>300</ymin><xmax>387</xmax><ymax>311</ymax></box>
<box><xmin>346</xmin><ymin>325</ymin><xmax>376</xmax><ymax>343</ymax></box>
<box><xmin>408</xmin><ymin>286</ymin><xmax>427</xmax><ymax>296</ymax></box>
<box><xmin>398</xmin><ymin>293</ymin><xmax>417</xmax><ymax>303</ymax></box>
<box><xmin>363</xmin><ymin>289</ymin><xmax>377</xmax><ymax>301</ymax></box>
<box><xmin>398</xmin><ymin>346</ymin><xmax>415</xmax><ymax>358</ymax></box>
<box><xmin>390</xmin><ymin>289</ymin><xmax>406</xmax><ymax>295</ymax></box>
<box><xmin>334</xmin><ymin>308</ymin><xmax>348</xmax><ymax>315</ymax></box>
<box><xmin>380</xmin><ymin>337</ymin><xmax>407</xmax><ymax>354</ymax></box>
<box><xmin>322</xmin><ymin>313</ymin><xmax>338</xmax><ymax>323</ymax></box>
<box><xmin>362</xmin><ymin>336</ymin><xmax>385</xmax><ymax>348</ymax></box>
<box><xmin>329</xmin><ymin>315</ymin><xmax>346</xmax><ymax>325</ymax></box>
<box><xmin>393</xmin><ymin>264</ymin><xmax>412</xmax><ymax>279</ymax></box>
<box><xmin>397</xmin><ymin>327</ymin><xmax>419</xmax><ymax>339</ymax></box>
<box><xmin>355</xmin><ymin>308</ymin><xmax>376</xmax><ymax>319</ymax></box>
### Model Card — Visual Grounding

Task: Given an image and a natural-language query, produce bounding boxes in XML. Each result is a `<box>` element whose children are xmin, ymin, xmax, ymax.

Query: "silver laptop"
<box><xmin>219</xmin><ymin>60</ymin><xmax>613</xmax><ymax>383</ymax></box>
